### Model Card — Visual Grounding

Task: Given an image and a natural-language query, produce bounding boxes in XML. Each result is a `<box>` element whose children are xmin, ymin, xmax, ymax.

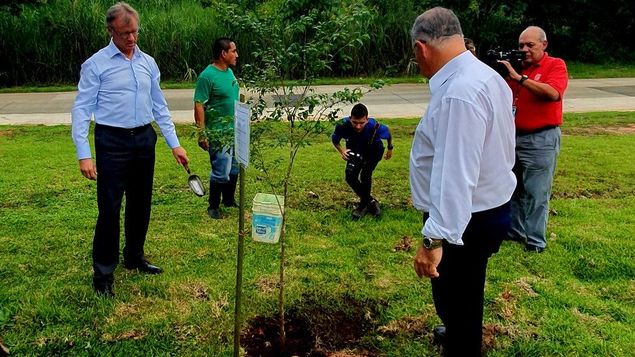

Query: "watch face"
<box><xmin>424</xmin><ymin>237</ymin><xmax>441</xmax><ymax>249</ymax></box>
<box><xmin>423</xmin><ymin>238</ymin><xmax>433</xmax><ymax>249</ymax></box>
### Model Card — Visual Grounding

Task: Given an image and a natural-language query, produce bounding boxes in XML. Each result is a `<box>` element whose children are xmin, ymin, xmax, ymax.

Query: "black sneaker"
<box><xmin>351</xmin><ymin>202</ymin><xmax>368</xmax><ymax>221</ymax></box>
<box><xmin>368</xmin><ymin>199</ymin><xmax>381</xmax><ymax>217</ymax></box>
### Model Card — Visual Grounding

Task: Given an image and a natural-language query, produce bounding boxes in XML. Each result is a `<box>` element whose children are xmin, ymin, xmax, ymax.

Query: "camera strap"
<box><xmin>368</xmin><ymin>122</ymin><xmax>380</xmax><ymax>146</ymax></box>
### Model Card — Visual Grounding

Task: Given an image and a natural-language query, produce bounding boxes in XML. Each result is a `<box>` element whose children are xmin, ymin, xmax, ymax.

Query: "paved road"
<box><xmin>1</xmin><ymin>78</ymin><xmax>634</xmax><ymax>125</ymax></box>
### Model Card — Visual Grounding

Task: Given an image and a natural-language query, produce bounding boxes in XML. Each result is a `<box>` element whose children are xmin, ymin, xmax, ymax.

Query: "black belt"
<box><xmin>516</xmin><ymin>125</ymin><xmax>558</xmax><ymax>136</ymax></box>
<box><xmin>96</xmin><ymin>123</ymin><xmax>152</xmax><ymax>135</ymax></box>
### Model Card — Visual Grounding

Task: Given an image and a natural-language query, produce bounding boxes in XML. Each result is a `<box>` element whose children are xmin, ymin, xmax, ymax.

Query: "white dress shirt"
<box><xmin>71</xmin><ymin>40</ymin><xmax>180</xmax><ymax>160</ymax></box>
<box><xmin>409</xmin><ymin>51</ymin><xmax>516</xmax><ymax>245</ymax></box>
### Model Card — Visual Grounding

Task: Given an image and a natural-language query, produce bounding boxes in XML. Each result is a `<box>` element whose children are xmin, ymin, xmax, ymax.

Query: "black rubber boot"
<box><xmin>221</xmin><ymin>174</ymin><xmax>238</xmax><ymax>207</ymax></box>
<box><xmin>208</xmin><ymin>182</ymin><xmax>221</xmax><ymax>219</ymax></box>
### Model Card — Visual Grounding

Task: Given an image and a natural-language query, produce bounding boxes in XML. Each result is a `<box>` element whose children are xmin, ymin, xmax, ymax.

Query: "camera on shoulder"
<box><xmin>484</xmin><ymin>47</ymin><xmax>524</xmax><ymax>77</ymax></box>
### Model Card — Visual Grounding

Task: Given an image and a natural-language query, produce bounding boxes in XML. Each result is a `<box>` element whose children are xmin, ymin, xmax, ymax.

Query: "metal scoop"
<box><xmin>184</xmin><ymin>164</ymin><xmax>205</xmax><ymax>197</ymax></box>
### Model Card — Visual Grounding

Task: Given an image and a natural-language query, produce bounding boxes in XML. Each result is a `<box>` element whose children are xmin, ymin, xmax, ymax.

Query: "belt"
<box><xmin>516</xmin><ymin>125</ymin><xmax>558</xmax><ymax>136</ymax></box>
<box><xmin>96</xmin><ymin>123</ymin><xmax>152</xmax><ymax>135</ymax></box>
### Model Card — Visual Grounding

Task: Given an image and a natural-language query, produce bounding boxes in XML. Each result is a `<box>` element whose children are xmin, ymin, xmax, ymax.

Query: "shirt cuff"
<box><xmin>164</xmin><ymin>133</ymin><xmax>181</xmax><ymax>149</ymax></box>
<box><xmin>423</xmin><ymin>218</ymin><xmax>464</xmax><ymax>246</ymax></box>
<box><xmin>76</xmin><ymin>145</ymin><xmax>92</xmax><ymax>160</ymax></box>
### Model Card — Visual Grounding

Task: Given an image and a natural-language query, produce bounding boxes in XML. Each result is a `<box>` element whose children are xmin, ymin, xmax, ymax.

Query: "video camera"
<box><xmin>484</xmin><ymin>48</ymin><xmax>525</xmax><ymax>77</ymax></box>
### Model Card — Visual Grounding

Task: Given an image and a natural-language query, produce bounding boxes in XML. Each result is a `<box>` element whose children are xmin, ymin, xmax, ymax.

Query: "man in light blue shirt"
<box><xmin>409</xmin><ymin>7</ymin><xmax>516</xmax><ymax>356</ymax></box>
<box><xmin>71</xmin><ymin>2</ymin><xmax>189</xmax><ymax>297</ymax></box>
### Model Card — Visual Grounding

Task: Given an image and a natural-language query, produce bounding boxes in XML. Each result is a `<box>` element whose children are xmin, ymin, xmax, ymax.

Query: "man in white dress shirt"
<box><xmin>409</xmin><ymin>7</ymin><xmax>516</xmax><ymax>356</ymax></box>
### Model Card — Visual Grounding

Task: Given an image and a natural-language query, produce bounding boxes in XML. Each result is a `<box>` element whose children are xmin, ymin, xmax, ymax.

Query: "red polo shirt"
<box><xmin>510</xmin><ymin>53</ymin><xmax>568</xmax><ymax>131</ymax></box>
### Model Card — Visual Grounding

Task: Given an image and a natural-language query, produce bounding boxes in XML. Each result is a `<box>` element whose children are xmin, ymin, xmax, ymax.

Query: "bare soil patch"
<box><xmin>241</xmin><ymin>295</ymin><xmax>382</xmax><ymax>357</ymax></box>
<box><xmin>566</xmin><ymin>123</ymin><xmax>635</xmax><ymax>135</ymax></box>
<box><xmin>0</xmin><ymin>129</ymin><xmax>15</xmax><ymax>138</ymax></box>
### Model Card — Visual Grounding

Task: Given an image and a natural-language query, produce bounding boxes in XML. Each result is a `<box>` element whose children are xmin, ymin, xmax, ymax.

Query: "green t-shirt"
<box><xmin>193</xmin><ymin>64</ymin><xmax>240</xmax><ymax>131</ymax></box>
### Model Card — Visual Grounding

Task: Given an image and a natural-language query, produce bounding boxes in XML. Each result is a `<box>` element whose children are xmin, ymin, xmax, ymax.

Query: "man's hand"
<box><xmin>497</xmin><ymin>60</ymin><xmax>521</xmax><ymax>81</ymax></box>
<box><xmin>198</xmin><ymin>136</ymin><xmax>209</xmax><ymax>151</ymax></box>
<box><xmin>172</xmin><ymin>146</ymin><xmax>189</xmax><ymax>166</ymax></box>
<box><xmin>414</xmin><ymin>245</ymin><xmax>442</xmax><ymax>279</ymax></box>
<box><xmin>339</xmin><ymin>148</ymin><xmax>351</xmax><ymax>161</ymax></box>
<box><xmin>384</xmin><ymin>149</ymin><xmax>393</xmax><ymax>160</ymax></box>
<box><xmin>78</xmin><ymin>158</ymin><xmax>97</xmax><ymax>180</ymax></box>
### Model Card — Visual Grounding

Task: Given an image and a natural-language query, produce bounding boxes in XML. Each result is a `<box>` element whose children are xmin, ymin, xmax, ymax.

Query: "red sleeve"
<box><xmin>544</xmin><ymin>58</ymin><xmax>568</xmax><ymax>99</ymax></box>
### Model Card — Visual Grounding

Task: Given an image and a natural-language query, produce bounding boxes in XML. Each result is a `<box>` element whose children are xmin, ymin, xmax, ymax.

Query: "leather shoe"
<box><xmin>432</xmin><ymin>325</ymin><xmax>446</xmax><ymax>346</ymax></box>
<box><xmin>125</xmin><ymin>260</ymin><xmax>163</xmax><ymax>274</ymax></box>
<box><xmin>94</xmin><ymin>283</ymin><xmax>114</xmax><ymax>298</ymax></box>
<box><xmin>207</xmin><ymin>207</ymin><xmax>221</xmax><ymax>219</ymax></box>
<box><xmin>525</xmin><ymin>244</ymin><xmax>545</xmax><ymax>253</ymax></box>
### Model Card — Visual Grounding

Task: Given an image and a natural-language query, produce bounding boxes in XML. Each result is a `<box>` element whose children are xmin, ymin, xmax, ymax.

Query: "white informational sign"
<box><xmin>234</xmin><ymin>101</ymin><xmax>251</xmax><ymax>167</ymax></box>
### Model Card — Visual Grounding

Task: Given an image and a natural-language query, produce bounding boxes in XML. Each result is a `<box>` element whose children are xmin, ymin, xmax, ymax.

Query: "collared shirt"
<box><xmin>71</xmin><ymin>40</ymin><xmax>180</xmax><ymax>160</ymax></box>
<box><xmin>510</xmin><ymin>53</ymin><xmax>568</xmax><ymax>131</ymax></box>
<box><xmin>409</xmin><ymin>51</ymin><xmax>516</xmax><ymax>245</ymax></box>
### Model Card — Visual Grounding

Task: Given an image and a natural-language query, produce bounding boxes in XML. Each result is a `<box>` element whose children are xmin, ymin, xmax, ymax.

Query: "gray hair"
<box><xmin>411</xmin><ymin>7</ymin><xmax>463</xmax><ymax>47</ymax></box>
<box><xmin>106</xmin><ymin>2</ymin><xmax>139</xmax><ymax>27</ymax></box>
<box><xmin>523</xmin><ymin>26</ymin><xmax>547</xmax><ymax>42</ymax></box>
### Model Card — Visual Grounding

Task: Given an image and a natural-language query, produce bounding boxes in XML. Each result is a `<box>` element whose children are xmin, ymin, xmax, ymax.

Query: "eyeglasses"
<box><xmin>109</xmin><ymin>27</ymin><xmax>140</xmax><ymax>39</ymax></box>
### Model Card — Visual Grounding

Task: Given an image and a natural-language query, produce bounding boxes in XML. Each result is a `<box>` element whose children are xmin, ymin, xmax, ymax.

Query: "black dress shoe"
<box><xmin>94</xmin><ymin>283</ymin><xmax>115</xmax><ymax>298</ymax></box>
<box><xmin>207</xmin><ymin>207</ymin><xmax>221</xmax><ymax>219</ymax></box>
<box><xmin>432</xmin><ymin>325</ymin><xmax>446</xmax><ymax>346</ymax></box>
<box><xmin>525</xmin><ymin>244</ymin><xmax>545</xmax><ymax>253</ymax></box>
<box><xmin>124</xmin><ymin>260</ymin><xmax>163</xmax><ymax>274</ymax></box>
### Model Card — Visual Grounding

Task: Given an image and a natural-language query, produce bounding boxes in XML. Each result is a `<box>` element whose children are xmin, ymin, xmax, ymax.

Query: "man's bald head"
<box><xmin>519</xmin><ymin>26</ymin><xmax>548</xmax><ymax>65</ymax></box>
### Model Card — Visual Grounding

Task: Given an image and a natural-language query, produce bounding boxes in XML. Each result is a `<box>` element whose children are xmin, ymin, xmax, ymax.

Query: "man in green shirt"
<box><xmin>193</xmin><ymin>38</ymin><xmax>240</xmax><ymax>219</ymax></box>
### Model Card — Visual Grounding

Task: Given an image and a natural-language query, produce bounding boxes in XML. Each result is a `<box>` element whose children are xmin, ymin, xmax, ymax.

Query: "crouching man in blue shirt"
<box><xmin>332</xmin><ymin>103</ymin><xmax>393</xmax><ymax>220</ymax></box>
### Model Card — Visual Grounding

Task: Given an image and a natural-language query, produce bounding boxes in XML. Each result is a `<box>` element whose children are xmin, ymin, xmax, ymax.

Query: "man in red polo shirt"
<box><xmin>499</xmin><ymin>26</ymin><xmax>568</xmax><ymax>253</ymax></box>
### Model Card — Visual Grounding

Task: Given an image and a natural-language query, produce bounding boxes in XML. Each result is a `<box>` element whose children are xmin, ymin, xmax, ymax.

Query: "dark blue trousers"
<box><xmin>93</xmin><ymin>123</ymin><xmax>156</xmax><ymax>285</ymax></box>
<box><xmin>429</xmin><ymin>202</ymin><xmax>510</xmax><ymax>357</ymax></box>
<box><xmin>344</xmin><ymin>149</ymin><xmax>383</xmax><ymax>205</ymax></box>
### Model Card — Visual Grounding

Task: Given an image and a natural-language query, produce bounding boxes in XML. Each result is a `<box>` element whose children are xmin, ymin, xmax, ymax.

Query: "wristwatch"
<box><xmin>423</xmin><ymin>236</ymin><xmax>442</xmax><ymax>250</ymax></box>
<box><xmin>387</xmin><ymin>144</ymin><xmax>394</xmax><ymax>150</ymax></box>
<box><xmin>518</xmin><ymin>74</ymin><xmax>529</xmax><ymax>85</ymax></box>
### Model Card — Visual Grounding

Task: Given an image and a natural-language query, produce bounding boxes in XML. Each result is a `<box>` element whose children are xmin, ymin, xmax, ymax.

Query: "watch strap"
<box><xmin>423</xmin><ymin>236</ymin><xmax>442</xmax><ymax>250</ymax></box>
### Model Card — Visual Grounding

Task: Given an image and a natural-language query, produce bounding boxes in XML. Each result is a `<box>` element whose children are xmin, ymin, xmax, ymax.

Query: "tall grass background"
<box><xmin>0</xmin><ymin>0</ymin><xmax>229</xmax><ymax>85</ymax></box>
<box><xmin>1</xmin><ymin>0</ymin><xmax>634</xmax><ymax>86</ymax></box>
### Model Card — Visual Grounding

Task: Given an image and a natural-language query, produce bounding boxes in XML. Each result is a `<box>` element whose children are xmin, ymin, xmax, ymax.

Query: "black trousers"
<box><xmin>93</xmin><ymin>123</ymin><xmax>157</xmax><ymax>284</ymax></box>
<box><xmin>429</xmin><ymin>202</ymin><xmax>510</xmax><ymax>357</ymax></box>
<box><xmin>345</xmin><ymin>149</ymin><xmax>383</xmax><ymax>205</ymax></box>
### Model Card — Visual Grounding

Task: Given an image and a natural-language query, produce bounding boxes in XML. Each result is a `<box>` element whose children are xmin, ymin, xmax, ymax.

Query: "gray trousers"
<box><xmin>510</xmin><ymin>127</ymin><xmax>560</xmax><ymax>248</ymax></box>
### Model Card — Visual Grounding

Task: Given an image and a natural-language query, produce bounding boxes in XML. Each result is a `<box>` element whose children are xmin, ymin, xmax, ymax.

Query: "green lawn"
<box><xmin>0</xmin><ymin>113</ymin><xmax>634</xmax><ymax>356</ymax></box>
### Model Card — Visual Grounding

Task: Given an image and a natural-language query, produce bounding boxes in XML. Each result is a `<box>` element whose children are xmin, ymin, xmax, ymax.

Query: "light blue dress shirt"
<box><xmin>71</xmin><ymin>40</ymin><xmax>180</xmax><ymax>160</ymax></box>
<box><xmin>409</xmin><ymin>51</ymin><xmax>516</xmax><ymax>245</ymax></box>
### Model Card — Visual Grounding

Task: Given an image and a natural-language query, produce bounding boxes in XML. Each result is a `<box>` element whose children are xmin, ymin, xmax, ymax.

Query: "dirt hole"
<box><xmin>241</xmin><ymin>295</ymin><xmax>382</xmax><ymax>357</ymax></box>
